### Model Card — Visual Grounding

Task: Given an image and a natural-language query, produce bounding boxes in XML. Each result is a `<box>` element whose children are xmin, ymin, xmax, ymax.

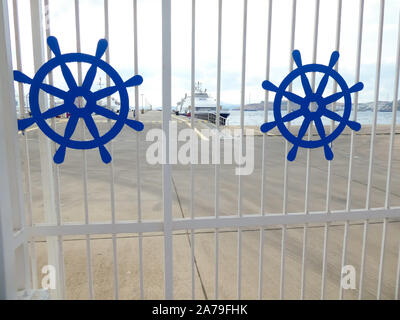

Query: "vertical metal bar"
<box><xmin>30</xmin><ymin>0</ymin><xmax>65</xmax><ymax>300</ymax></box>
<box><xmin>133</xmin><ymin>0</ymin><xmax>144</xmax><ymax>300</ymax></box>
<box><xmin>377</xmin><ymin>10</ymin><xmax>400</xmax><ymax>300</ymax></box>
<box><xmin>73</xmin><ymin>0</ymin><xmax>94</xmax><ymax>300</ymax></box>
<box><xmin>258</xmin><ymin>0</ymin><xmax>273</xmax><ymax>301</ymax></box>
<box><xmin>237</xmin><ymin>0</ymin><xmax>248</xmax><ymax>300</ymax></box>
<box><xmin>0</xmin><ymin>0</ymin><xmax>24</xmax><ymax>299</ymax></box>
<box><xmin>365</xmin><ymin>0</ymin><xmax>385</xmax><ymax>210</ymax></box>
<box><xmin>321</xmin><ymin>0</ymin><xmax>342</xmax><ymax>300</ymax></box>
<box><xmin>396</xmin><ymin>243</ymin><xmax>400</xmax><ymax>300</ymax></box>
<box><xmin>162</xmin><ymin>0</ymin><xmax>173</xmax><ymax>300</ymax></box>
<box><xmin>360</xmin><ymin>0</ymin><xmax>385</xmax><ymax>300</ymax></box>
<box><xmin>301</xmin><ymin>0</ymin><xmax>320</xmax><ymax>300</ymax></box>
<box><xmin>104</xmin><ymin>0</ymin><xmax>119</xmax><ymax>300</ymax></box>
<box><xmin>280</xmin><ymin>0</ymin><xmax>296</xmax><ymax>301</ymax></box>
<box><xmin>325</xmin><ymin>0</ymin><xmax>342</xmax><ymax>215</ymax></box>
<box><xmin>340</xmin><ymin>0</ymin><xmax>364</xmax><ymax>301</ymax></box>
<box><xmin>214</xmin><ymin>0</ymin><xmax>223</xmax><ymax>300</ymax></box>
<box><xmin>377</xmin><ymin>218</ymin><xmax>388</xmax><ymax>300</ymax></box>
<box><xmin>12</xmin><ymin>0</ymin><xmax>37</xmax><ymax>290</ymax></box>
<box><xmin>384</xmin><ymin>13</ymin><xmax>400</xmax><ymax>216</ymax></box>
<box><xmin>43</xmin><ymin>0</ymin><xmax>66</xmax><ymax>300</ymax></box>
<box><xmin>190</xmin><ymin>0</ymin><xmax>196</xmax><ymax>300</ymax></box>
<box><xmin>4</xmin><ymin>0</ymin><xmax>29</xmax><ymax>296</ymax></box>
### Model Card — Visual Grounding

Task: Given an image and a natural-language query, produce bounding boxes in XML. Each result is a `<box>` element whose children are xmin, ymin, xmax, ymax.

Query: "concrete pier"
<box><xmin>21</xmin><ymin>111</ymin><xmax>400</xmax><ymax>300</ymax></box>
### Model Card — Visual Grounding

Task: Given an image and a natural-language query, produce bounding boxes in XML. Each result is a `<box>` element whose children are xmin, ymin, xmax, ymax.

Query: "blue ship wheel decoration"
<box><xmin>260</xmin><ymin>50</ymin><xmax>363</xmax><ymax>161</ymax></box>
<box><xmin>15</xmin><ymin>36</ymin><xmax>144</xmax><ymax>164</ymax></box>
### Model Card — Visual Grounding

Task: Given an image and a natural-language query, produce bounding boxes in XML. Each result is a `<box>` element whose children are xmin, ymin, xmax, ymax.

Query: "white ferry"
<box><xmin>176</xmin><ymin>82</ymin><xmax>230</xmax><ymax>125</ymax></box>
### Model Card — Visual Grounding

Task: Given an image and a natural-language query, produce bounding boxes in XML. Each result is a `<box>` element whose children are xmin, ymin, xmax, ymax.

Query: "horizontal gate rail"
<box><xmin>22</xmin><ymin>208</ymin><xmax>400</xmax><ymax>243</ymax></box>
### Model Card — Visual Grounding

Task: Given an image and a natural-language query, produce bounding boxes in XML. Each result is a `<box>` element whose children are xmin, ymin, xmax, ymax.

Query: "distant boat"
<box><xmin>176</xmin><ymin>82</ymin><xmax>230</xmax><ymax>125</ymax></box>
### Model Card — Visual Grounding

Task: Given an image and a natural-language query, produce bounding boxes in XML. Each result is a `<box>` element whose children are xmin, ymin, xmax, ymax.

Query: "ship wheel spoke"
<box><xmin>316</xmin><ymin>52</ymin><xmax>340</xmax><ymax>96</ymax></box>
<box><xmin>323</xmin><ymin>82</ymin><xmax>364</xmax><ymax>106</ymax></box>
<box><xmin>47</xmin><ymin>37</ymin><xmax>78</xmax><ymax>89</ymax></box>
<box><xmin>63</xmin><ymin>114</ymin><xmax>80</xmax><ymax>140</ymax></box>
<box><xmin>283</xmin><ymin>92</ymin><xmax>304</xmax><ymax>106</ymax></box>
<box><xmin>260</xmin><ymin>108</ymin><xmax>303</xmax><ymax>133</ymax></box>
<box><xmin>84</xmin><ymin>114</ymin><xmax>112</xmax><ymax>163</ymax></box>
<box><xmin>282</xmin><ymin>108</ymin><xmax>304</xmax><ymax>123</ymax></box>
<box><xmin>300</xmin><ymin>73</ymin><xmax>313</xmax><ymax>97</ymax></box>
<box><xmin>323</xmin><ymin>108</ymin><xmax>343</xmax><ymax>123</ymax></box>
<box><xmin>262</xmin><ymin>80</ymin><xmax>304</xmax><ymax>106</ymax></box>
<box><xmin>93</xmin><ymin>75</ymin><xmax>143</xmax><ymax>101</ymax></box>
<box><xmin>58</xmin><ymin>63</ymin><xmax>77</xmax><ymax>90</ymax></box>
<box><xmin>84</xmin><ymin>114</ymin><xmax>102</xmax><ymax>140</ymax></box>
<box><xmin>42</xmin><ymin>104</ymin><xmax>69</xmax><ymax>119</ymax></box>
<box><xmin>82</xmin><ymin>63</ymin><xmax>99</xmax><ymax>90</ymax></box>
<box><xmin>323</xmin><ymin>92</ymin><xmax>345</xmax><ymax>106</ymax></box>
<box><xmin>324</xmin><ymin>109</ymin><xmax>362</xmax><ymax>132</ymax></box>
<box><xmin>314</xmin><ymin>117</ymin><xmax>327</xmax><ymax>139</ymax></box>
<box><xmin>94</xmin><ymin>105</ymin><xmax>144</xmax><ymax>132</ymax></box>
<box><xmin>93</xmin><ymin>86</ymin><xmax>119</xmax><ymax>101</ymax></box>
<box><xmin>53</xmin><ymin>114</ymin><xmax>79</xmax><ymax>164</ymax></box>
<box><xmin>93</xmin><ymin>105</ymin><xmax>119</xmax><ymax>120</ymax></box>
<box><xmin>39</xmin><ymin>83</ymin><xmax>68</xmax><ymax>100</ymax></box>
<box><xmin>296</xmin><ymin>116</ymin><xmax>312</xmax><ymax>141</ymax></box>
<box><xmin>314</xmin><ymin>117</ymin><xmax>334</xmax><ymax>160</ymax></box>
<box><xmin>14</xmin><ymin>70</ymin><xmax>68</xmax><ymax>99</ymax></box>
<box><xmin>316</xmin><ymin>74</ymin><xmax>331</xmax><ymax>97</ymax></box>
<box><xmin>19</xmin><ymin>104</ymin><xmax>70</xmax><ymax>131</ymax></box>
<box><xmin>287</xmin><ymin>116</ymin><xmax>312</xmax><ymax>161</ymax></box>
<box><xmin>292</xmin><ymin>51</ymin><xmax>313</xmax><ymax>96</ymax></box>
<box><xmin>82</xmin><ymin>39</ymin><xmax>108</xmax><ymax>90</ymax></box>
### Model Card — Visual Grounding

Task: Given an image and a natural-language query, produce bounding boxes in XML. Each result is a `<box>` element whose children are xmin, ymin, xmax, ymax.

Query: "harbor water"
<box><xmin>227</xmin><ymin>110</ymin><xmax>400</xmax><ymax>127</ymax></box>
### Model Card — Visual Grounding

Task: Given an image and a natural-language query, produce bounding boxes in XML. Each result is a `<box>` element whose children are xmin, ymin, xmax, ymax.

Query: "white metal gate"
<box><xmin>1</xmin><ymin>0</ymin><xmax>400</xmax><ymax>300</ymax></box>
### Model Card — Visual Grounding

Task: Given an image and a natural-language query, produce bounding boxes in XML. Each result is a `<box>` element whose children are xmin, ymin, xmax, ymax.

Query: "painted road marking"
<box><xmin>172</xmin><ymin>115</ymin><xmax>209</xmax><ymax>141</ymax></box>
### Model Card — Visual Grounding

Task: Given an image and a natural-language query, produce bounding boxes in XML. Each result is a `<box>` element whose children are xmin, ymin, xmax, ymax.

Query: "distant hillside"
<box><xmin>228</xmin><ymin>100</ymin><xmax>400</xmax><ymax>112</ymax></box>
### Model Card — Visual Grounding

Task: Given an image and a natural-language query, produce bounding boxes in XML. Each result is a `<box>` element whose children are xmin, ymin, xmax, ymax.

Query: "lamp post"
<box><xmin>141</xmin><ymin>93</ymin><xmax>144</xmax><ymax>114</ymax></box>
<box><xmin>24</xmin><ymin>93</ymin><xmax>30</xmax><ymax>116</ymax></box>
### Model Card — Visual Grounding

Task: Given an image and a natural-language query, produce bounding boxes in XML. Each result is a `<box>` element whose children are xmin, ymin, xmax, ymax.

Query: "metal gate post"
<box><xmin>0</xmin><ymin>0</ymin><xmax>29</xmax><ymax>300</ymax></box>
<box><xmin>30</xmin><ymin>0</ymin><xmax>64</xmax><ymax>300</ymax></box>
<box><xmin>162</xmin><ymin>0</ymin><xmax>173</xmax><ymax>300</ymax></box>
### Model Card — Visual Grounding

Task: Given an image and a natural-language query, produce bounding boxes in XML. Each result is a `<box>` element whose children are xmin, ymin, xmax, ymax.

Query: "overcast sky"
<box><xmin>8</xmin><ymin>0</ymin><xmax>400</xmax><ymax>108</ymax></box>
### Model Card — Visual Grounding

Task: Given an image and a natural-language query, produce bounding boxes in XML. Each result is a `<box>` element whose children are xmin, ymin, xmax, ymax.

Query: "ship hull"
<box><xmin>195</xmin><ymin>112</ymin><xmax>230</xmax><ymax>126</ymax></box>
<box><xmin>194</xmin><ymin>112</ymin><xmax>229</xmax><ymax>120</ymax></box>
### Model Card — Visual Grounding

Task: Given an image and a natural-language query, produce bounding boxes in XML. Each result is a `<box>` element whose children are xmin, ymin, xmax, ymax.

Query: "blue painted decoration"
<box><xmin>15</xmin><ymin>36</ymin><xmax>144</xmax><ymax>164</ymax></box>
<box><xmin>261</xmin><ymin>50</ymin><xmax>363</xmax><ymax>161</ymax></box>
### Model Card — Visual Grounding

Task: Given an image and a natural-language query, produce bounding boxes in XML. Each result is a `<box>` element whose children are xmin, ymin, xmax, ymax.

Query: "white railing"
<box><xmin>0</xmin><ymin>0</ymin><xmax>400</xmax><ymax>300</ymax></box>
